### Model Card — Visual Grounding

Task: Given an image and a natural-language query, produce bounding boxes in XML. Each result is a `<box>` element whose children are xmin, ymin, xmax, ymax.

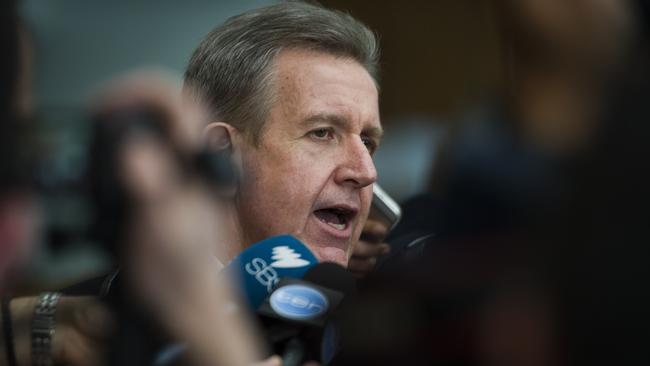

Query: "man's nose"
<box><xmin>334</xmin><ymin>137</ymin><xmax>377</xmax><ymax>188</ymax></box>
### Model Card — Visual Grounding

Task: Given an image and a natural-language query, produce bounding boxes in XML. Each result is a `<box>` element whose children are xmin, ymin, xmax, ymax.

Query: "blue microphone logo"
<box><xmin>244</xmin><ymin>241</ymin><xmax>313</xmax><ymax>292</ymax></box>
<box><xmin>270</xmin><ymin>284</ymin><xmax>329</xmax><ymax>320</ymax></box>
<box><xmin>230</xmin><ymin>235</ymin><xmax>318</xmax><ymax>309</ymax></box>
<box><xmin>269</xmin><ymin>246</ymin><xmax>310</xmax><ymax>268</ymax></box>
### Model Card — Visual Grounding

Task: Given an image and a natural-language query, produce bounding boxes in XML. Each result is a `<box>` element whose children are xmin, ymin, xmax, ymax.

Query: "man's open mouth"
<box><xmin>313</xmin><ymin>207</ymin><xmax>355</xmax><ymax>231</ymax></box>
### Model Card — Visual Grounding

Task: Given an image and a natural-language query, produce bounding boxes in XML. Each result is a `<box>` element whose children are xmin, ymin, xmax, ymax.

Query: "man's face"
<box><xmin>236</xmin><ymin>49</ymin><xmax>382</xmax><ymax>266</ymax></box>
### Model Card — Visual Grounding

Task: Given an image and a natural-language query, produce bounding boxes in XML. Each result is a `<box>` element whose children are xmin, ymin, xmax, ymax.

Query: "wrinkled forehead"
<box><xmin>269</xmin><ymin>49</ymin><xmax>380</xmax><ymax>127</ymax></box>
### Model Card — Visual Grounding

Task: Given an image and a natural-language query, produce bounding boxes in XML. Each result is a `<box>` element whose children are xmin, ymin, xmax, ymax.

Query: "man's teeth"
<box><xmin>327</xmin><ymin>221</ymin><xmax>346</xmax><ymax>231</ymax></box>
<box><xmin>314</xmin><ymin>209</ymin><xmax>348</xmax><ymax>231</ymax></box>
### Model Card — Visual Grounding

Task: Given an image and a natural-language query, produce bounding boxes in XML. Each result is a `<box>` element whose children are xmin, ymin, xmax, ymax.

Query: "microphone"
<box><xmin>256</xmin><ymin>262</ymin><xmax>357</xmax><ymax>366</ymax></box>
<box><xmin>304</xmin><ymin>262</ymin><xmax>358</xmax><ymax>297</ymax></box>
<box><xmin>154</xmin><ymin>237</ymin><xmax>352</xmax><ymax>366</ymax></box>
<box><xmin>153</xmin><ymin>235</ymin><xmax>319</xmax><ymax>366</ymax></box>
<box><xmin>303</xmin><ymin>264</ymin><xmax>358</xmax><ymax>364</ymax></box>
<box><xmin>225</xmin><ymin>235</ymin><xmax>319</xmax><ymax>310</ymax></box>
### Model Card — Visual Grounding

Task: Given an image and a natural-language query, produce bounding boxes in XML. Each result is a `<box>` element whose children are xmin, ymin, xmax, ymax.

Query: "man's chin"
<box><xmin>313</xmin><ymin>246</ymin><xmax>349</xmax><ymax>267</ymax></box>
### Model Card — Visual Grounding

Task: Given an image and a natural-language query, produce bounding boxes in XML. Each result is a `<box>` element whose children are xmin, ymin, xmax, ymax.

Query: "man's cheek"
<box><xmin>359</xmin><ymin>189</ymin><xmax>373</xmax><ymax>220</ymax></box>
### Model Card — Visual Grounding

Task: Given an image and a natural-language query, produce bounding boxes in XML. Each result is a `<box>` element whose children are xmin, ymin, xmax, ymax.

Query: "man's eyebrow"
<box><xmin>302</xmin><ymin>113</ymin><xmax>348</xmax><ymax>128</ymax></box>
<box><xmin>302</xmin><ymin>112</ymin><xmax>384</xmax><ymax>140</ymax></box>
<box><xmin>364</xmin><ymin>125</ymin><xmax>384</xmax><ymax>141</ymax></box>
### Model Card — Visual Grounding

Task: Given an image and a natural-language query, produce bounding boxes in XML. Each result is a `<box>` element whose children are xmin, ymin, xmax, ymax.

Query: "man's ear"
<box><xmin>202</xmin><ymin>122</ymin><xmax>245</xmax><ymax>187</ymax></box>
<box><xmin>203</xmin><ymin>122</ymin><xmax>241</xmax><ymax>152</ymax></box>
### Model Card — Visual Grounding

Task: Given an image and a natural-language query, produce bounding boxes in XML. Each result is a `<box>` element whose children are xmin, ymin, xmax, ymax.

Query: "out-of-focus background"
<box><xmin>12</xmin><ymin>0</ymin><xmax>647</xmax><ymax>291</ymax></box>
<box><xmin>18</xmin><ymin>0</ymin><xmax>286</xmax><ymax>289</ymax></box>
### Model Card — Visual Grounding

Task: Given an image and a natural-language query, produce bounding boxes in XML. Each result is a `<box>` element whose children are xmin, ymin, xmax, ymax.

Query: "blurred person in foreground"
<box><xmin>0</xmin><ymin>0</ymin><xmax>40</xmax><ymax>293</ymax></box>
<box><xmin>0</xmin><ymin>1</ymin><xmax>264</xmax><ymax>364</ymax></box>
<box><xmin>380</xmin><ymin>0</ymin><xmax>637</xmax><ymax>268</ymax></box>
<box><xmin>3</xmin><ymin>2</ymin><xmax>383</xmax><ymax>365</ymax></box>
<box><xmin>335</xmin><ymin>0</ymin><xmax>649</xmax><ymax>365</ymax></box>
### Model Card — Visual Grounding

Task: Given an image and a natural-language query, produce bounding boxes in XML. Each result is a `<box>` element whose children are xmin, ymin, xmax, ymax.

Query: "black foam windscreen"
<box><xmin>303</xmin><ymin>262</ymin><xmax>357</xmax><ymax>298</ymax></box>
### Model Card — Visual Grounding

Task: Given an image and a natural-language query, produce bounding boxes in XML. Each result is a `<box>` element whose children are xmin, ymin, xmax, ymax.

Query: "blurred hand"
<box><xmin>7</xmin><ymin>296</ymin><xmax>112</xmax><ymax>366</ymax></box>
<box><xmin>348</xmin><ymin>218</ymin><xmax>390</xmax><ymax>278</ymax></box>
<box><xmin>103</xmin><ymin>71</ymin><xmax>266</xmax><ymax>365</ymax></box>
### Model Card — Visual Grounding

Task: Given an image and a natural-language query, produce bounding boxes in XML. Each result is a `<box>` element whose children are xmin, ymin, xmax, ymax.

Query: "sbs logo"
<box><xmin>270</xmin><ymin>246</ymin><xmax>310</xmax><ymax>268</ymax></box>
<box><xmin>270</xmin><ymin>285</ymin><xmax>329</xmax><ymax>320</ymax></box>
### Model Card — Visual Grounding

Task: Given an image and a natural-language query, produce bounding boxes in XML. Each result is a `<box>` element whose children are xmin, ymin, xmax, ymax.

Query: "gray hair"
<box><xmin>184</xmin><ymin>1</ymin><xmax>380</xmax><ymax>144</ymax></box>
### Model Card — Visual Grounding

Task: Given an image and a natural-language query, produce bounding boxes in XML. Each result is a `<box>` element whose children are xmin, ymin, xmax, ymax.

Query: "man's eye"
<box><xmin>362</xmin><ymin>137</ymin><xmax>377</xmax><ymax>154</ymax></box>
<box><xmin>309</xmin><ymin>128</ymin><xmax>333</xmax><ymax>140</ymax></box>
